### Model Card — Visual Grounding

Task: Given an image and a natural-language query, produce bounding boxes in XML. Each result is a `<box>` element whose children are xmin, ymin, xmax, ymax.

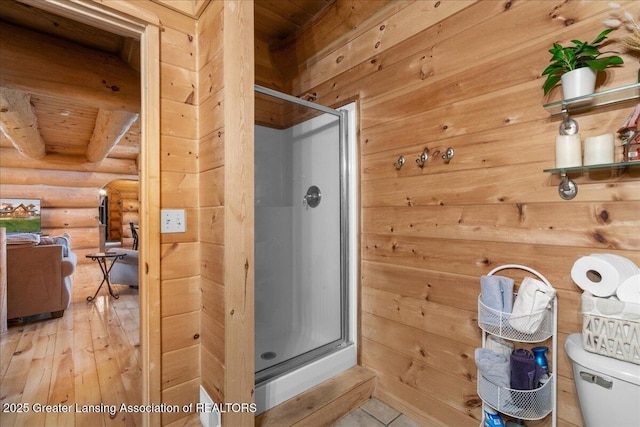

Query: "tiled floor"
<box><xmin>331</xmin><ymin>398</ymin><xmax>421</xmax><ymax>427</ymax></box>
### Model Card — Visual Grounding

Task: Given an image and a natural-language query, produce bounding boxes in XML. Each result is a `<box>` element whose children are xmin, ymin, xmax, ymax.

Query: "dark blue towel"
<box><xmin>510</xmin><ymin>348</ymin><xmax>545</xmax><ymax>390</ymax></box>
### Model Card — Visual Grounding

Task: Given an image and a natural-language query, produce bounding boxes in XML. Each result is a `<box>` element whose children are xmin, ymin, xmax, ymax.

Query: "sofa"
<box><xmin>6</xmin><ymin>237</ymin><xmax>76</xmax><ymax>319</ymax></box>
<box><xmin>107</xmin><ymin>248</ymin><xmax>138</xmax><ymax>288</ymax></box>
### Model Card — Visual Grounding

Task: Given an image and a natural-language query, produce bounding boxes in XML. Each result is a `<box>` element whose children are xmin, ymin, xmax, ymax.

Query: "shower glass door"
<box><xmin>254</xmin><ymin>86</ymin><xmax>349</xmax><ymax>384</ymax></box>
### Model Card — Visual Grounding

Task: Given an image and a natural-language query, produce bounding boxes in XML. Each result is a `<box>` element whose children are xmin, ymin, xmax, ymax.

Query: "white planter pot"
<box><xmin>561</xmin><ymin>67</ymin><xmax>597</xmax><ymax>99</ymax></box>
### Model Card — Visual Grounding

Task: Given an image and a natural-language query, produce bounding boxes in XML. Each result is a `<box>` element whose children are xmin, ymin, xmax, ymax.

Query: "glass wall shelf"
<box><xmin>543</xmin><ymin>161</ymin><xmax>640</xmax><ymax>174</ymax></box>
<box><xmin>543</xmin><ymin>83</ymin><xmax>640</xmax><ymax>116</ymax></box>
<box><xmin>543</xmin><ymin>161</ymin><xmax>640</xmax><ymax>200</ymax></box>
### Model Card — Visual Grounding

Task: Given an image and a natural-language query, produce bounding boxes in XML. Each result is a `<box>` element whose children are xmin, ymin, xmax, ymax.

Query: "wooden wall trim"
<box><xmin>222</xmin><ymin>1</ymin><xmax>254</xmax><ymax>424</ymax></box>
<box><xmin>0</xmin><ymin>228</ymin><xmax>6</xmax><ymax>334</ymax></box>
<box><xmin>139</xmin><ymin>22</ymin><xmax>162</xmax><ymax>427</ymax></box>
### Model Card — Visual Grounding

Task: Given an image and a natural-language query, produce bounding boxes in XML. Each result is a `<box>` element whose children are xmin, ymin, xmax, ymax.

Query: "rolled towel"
<box><xmin>480</xmin><ymin>275</ymin><xmax>514</xmax><ymax>326</ymax></box>
<box><xmin>475</xmin><ymin>348</ymin><xmax>510</xmax><ymax>388</ymax></box>
<box><xmin>510</xmin><ymin>348</ymin><xmax>545</xmax><ymax>390</ymax></box>
<box><xmin>509</xmin><ymin>277</ymin><xmax>556</xmax><ymax>334</ymax></box>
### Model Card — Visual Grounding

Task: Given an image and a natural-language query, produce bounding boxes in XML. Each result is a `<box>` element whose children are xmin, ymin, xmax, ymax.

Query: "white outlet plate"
<box><xmin>161</xmin><ymin>209</ymin><xmax>186</xmax><ymax>233</ymax></box>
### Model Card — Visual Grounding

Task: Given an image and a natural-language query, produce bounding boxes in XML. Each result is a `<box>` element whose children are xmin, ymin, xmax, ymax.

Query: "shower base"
<box><xmin>254</xmin><ymin>339</ymin><xmax>355</xmax><ymax>414</ymax></box>
<box><xmin>255</xmin><ymin>325</ymin><xmax>337</xmax><ymax>373</ymax></box>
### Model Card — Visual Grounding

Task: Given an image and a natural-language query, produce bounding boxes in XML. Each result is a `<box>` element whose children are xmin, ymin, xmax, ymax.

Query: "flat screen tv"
<box><xmin>0</xmin><ymin>198</ymin><xmax>42</xmax><ymax>234</ymax></box>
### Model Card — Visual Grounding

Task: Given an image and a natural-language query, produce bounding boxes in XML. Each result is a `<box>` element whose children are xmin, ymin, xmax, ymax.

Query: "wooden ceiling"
<box><xmin>0</xmin><ymin>0</ymin><xmax>353</xmax><ymax>164</ymax></box>
<box><xmin>254</xmin><ymin>0</ymin><xmax>333</xmax><ymax>44</ymax></box>
<box><xmin>0</xmin><ymin>0</ymin><xmax>334</xmax><ymax>164</ymax></box>
<box><xmin>0</xmin><ymin>0</ymin><xmax>141</xmax><ymax>165</ymax></box>
<box><xmin>151</xmin><ymin>0</ymin><xmax>333</xmax><ymax>43</ymax></box>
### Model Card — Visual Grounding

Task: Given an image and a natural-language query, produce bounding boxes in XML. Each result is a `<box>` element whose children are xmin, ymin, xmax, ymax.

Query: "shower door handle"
<box><xmin>303</xmin><ymin>185</ymin><xmax>321</xmax><ymax>208</ymax></box>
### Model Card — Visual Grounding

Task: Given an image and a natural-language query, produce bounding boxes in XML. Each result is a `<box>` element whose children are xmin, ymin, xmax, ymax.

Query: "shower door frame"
<box><xmin>254</xmin><ymin>85</ymin><xmax>351</xmax><ymax>385</ymax></box>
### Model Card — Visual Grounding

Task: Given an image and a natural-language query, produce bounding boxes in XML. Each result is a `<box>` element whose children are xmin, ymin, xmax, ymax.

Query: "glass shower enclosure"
<box><xmin>254</xmin><ymin>85</ymin><xmax>350</xmax><ymax>387</ymax></box>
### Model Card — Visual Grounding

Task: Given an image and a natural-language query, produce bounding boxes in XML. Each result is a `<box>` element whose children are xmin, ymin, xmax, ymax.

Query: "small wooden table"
<box><xmin>85</xmin><ymin>252</ymin><xmax>126</xmax><ymax>301</ymax></box>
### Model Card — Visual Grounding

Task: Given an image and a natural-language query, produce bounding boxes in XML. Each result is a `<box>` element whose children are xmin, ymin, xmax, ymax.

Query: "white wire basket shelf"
<box><xmin>478</xmin><ymin>373</ymin><xmax>554</xmax><ymax>420</ymax></box>
<box><xmin>478</xmin><ymin>295</ymin><xmax>554</xmax><ymax>343</ymax></box>
<box><xmin>478</xmin><ymin>264</ymin><xmax>558</xmax><ymax>427</ymax></box>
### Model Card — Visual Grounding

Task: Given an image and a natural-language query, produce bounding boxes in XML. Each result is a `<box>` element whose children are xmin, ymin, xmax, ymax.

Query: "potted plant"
<box><xmin>542</xmin><ymin>29</ymin><xmax>624</xmax><ymax>98</ymax></box>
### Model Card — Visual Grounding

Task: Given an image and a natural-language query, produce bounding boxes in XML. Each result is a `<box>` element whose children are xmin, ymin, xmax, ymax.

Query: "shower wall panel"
<box><xmin>289</xmin><ymin>114</ymin><xmax>341</xmax><ymax>345</ymax></box>
<box><xmin>255</xmin><ymin>125</ymin><xmax>294</xmax><ymax>335</ymax></box>
<box><xmin>255</xmin><ymin>111</ymin><xmax>341</xmax><ymax>374</ymax></box>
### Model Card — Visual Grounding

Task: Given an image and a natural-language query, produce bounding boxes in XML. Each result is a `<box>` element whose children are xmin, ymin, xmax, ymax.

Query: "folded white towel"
<box><xmin>509</xmin><ymin>277</ymin><xmax>556</xmax><ymax>334</ymax></box>
<box><xmin>486</xmin><ymin>335</ymin><xmax>514</xmax><ymax>359</ymax></box>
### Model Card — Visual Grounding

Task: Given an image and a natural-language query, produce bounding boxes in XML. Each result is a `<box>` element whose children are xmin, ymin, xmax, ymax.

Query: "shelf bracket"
<box><xmin>558</xmin><ymin>172</ymin><xmax>577</xmax><ymax>200</ymax></box>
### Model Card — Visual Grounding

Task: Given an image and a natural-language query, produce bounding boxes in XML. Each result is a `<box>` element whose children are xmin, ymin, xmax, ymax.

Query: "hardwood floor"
<box><xmin>0</xmin><ymin>285</ymin><xmax>141</xmax><ymax>427</ymax></box>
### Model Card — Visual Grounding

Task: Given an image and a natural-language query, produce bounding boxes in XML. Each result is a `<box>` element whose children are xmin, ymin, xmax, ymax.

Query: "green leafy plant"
<box><xmin>542</xmin><ymin>29</ymin><xmax>624</xmax><ymax>95</ymax></box>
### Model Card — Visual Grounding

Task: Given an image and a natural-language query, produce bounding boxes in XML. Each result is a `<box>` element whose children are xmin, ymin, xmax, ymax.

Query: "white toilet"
<box><xmin>564</xmin><ymin>333</ymin><xmax>640</xmax><ymax>427</ymax></box>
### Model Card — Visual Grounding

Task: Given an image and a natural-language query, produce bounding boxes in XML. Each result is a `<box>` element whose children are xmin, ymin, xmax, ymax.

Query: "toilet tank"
<box><xmin>565</xmin><ymin>333</ymin><xmax>640</xmax><ymax>427</ymax></box>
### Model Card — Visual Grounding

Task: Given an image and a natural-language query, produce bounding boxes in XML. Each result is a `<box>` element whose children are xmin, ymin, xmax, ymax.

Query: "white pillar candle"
<box><xmin>583</xmin><ymin>133</ymin><xmax>615</xmax><ymax>166</ymax></box>
<box><xmin>555</xmin><ymin>134</ymin><xmax>582</xmax><ymax>168</ymax></box>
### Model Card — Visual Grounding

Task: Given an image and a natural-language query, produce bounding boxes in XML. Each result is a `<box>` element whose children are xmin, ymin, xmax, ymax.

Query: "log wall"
<box><xmin>0</xmin><ymin>153</ymin><xmax>138</xmax><ymax>299</ymax></box>
<box><xmin>274</xmin><ymin>1</ymin><xmax>640</xmax><ymax>426</ymax></box>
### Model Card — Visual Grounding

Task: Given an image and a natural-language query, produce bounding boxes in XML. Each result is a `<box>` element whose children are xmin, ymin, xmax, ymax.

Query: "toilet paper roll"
<box><xmin>616</xmin><ymin>274</ymin><xmax>640</xmax><ymax>304</ymax></box>
<box><xmin>583</xmin><ymin>133</ymin><xmax>615</xmax><ymax>166</ymax></box>
<box><xmin>571</xmin><ymin>254</ymin><xmax>640</xmax><ymax>297</ymax></box>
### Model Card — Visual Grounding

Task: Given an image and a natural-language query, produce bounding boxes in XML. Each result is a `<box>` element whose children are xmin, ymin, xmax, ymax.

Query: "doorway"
<box><xmin>2</xmin><ymin>0</ymin><xmax>161</xmax><ymax>421</ymax></box>
<box><xmin>100</xmin><ymin>179</ymin><xmax>140</xmax><ymax>251</ymax></box>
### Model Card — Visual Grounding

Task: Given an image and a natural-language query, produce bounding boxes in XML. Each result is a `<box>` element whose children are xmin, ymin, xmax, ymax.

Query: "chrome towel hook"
<box><xmin>394</xmin><ymin>155</ymin><xmax>405</xmax><ymax>170</ymax></box>
<box><xmin>416</xmin><ymin>149</ymin><xmax>429</xmax><ymax>168</ymax></box>
<box><xmin>442</xmin><ymin>147</ymin><xmax>455</xmax><ymax>163</ymax></box>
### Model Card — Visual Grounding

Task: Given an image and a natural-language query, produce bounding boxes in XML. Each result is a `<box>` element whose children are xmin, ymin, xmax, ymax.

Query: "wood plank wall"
<box><xmin>221</xmin><ymin>2</ymin><xmax>254</xmax><ymax>424</ymax></box>
<box><xmin>267</xmin><ymin>1</ymin><xmax>640</xmax><ymax>426</ymax></box>
<box><xmin>138</xmin><ymin>2</ymin><xmax>202</xmax><ymax>425</ymax></box>
<box><xmin>199</xmin><ymin>2</ymin><xmax>255</xmax><ymax>426</ymax></box>
<box><xmin>198</xmin><ymin>0</ymin><xmax>226</xmax><ymax>411</ymax></box>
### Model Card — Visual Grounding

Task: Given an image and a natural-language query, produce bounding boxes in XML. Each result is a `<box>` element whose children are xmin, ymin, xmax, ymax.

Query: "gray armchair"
<box><xmin>107</xmin><ymin>248</ymin><xmax>138</xmax><ymax>288</ymax></box>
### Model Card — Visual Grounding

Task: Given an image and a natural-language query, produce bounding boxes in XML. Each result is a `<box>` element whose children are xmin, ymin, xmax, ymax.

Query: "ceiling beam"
<box><xmin>86</xmin><ymin>109</ymin><xmax>139</xmax><ymax>162</ymax></box>
<box><xmin>0</xmin><ymin>22</ymin><xmax>140</xmax><ymax>113</ymax></box>
<box><xmin>0</xmin><ymin>87</ymin><xmax>46</xmax><ymax>159</ymax></box>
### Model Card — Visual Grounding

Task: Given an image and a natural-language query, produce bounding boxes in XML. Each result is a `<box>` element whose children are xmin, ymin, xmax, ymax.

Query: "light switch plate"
<box><xmin>161</xmin><ymin>209</ymin><xmax>186</xmax><ymax>233</ymax></box>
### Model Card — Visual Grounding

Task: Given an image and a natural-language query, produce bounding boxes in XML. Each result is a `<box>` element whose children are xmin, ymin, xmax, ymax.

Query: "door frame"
<box><xmin>19</xmin><ymin>1</ymin><xmax>161</xmax><ymax>425</ymax></box>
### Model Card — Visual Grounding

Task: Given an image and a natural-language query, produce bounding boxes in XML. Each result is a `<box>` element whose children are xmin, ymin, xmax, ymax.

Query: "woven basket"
<box><xmin>582</xmin><ymin>293</ymin><xmax>640</xmax><ymax>365</ymax></box>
